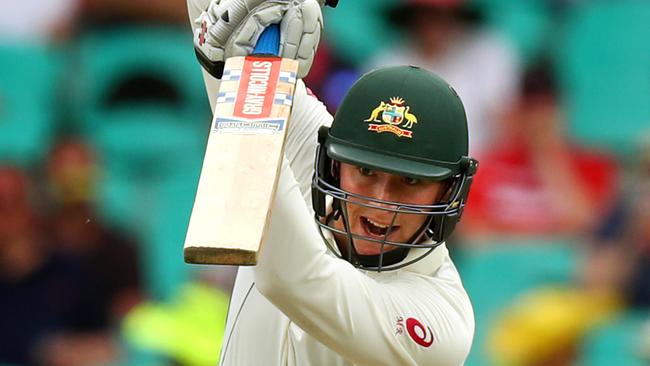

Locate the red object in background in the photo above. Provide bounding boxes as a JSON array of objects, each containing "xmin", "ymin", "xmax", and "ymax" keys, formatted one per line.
[
  {"xmin": 465, "ymin": 144, "xmax": 618, "ymax": 235},
  {"xmin": 0, "ymin": 166, "xmax": 29, "ymax": 210},
  {"xmin": 0, "ymin": 166, "xmax": 35, "ymax": 237},
  {"xmin": 303, "ymin": 40, "xmax": 333, "ymax": 93}
]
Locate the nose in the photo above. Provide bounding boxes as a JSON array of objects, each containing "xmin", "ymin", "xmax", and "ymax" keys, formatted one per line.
[{"xmin": 368, "ymin": 176, "xmax": 401, "ymax": 207}]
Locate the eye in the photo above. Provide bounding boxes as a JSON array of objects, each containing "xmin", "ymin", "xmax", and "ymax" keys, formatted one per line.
[
  {"xmin": 358, "ymin": 167, "xmax": 375, "ymax": 176},
  {"xmin": 403, "ymin": 177, "xmax": 421, "ymax": 186}
]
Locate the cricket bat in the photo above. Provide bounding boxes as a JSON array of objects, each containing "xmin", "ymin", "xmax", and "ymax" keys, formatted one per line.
[{"xmin": 184, "ymin": 24, "xmax": 299, "ymax": 265}]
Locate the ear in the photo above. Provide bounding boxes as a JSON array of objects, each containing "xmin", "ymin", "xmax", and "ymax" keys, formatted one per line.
[{"xmin": 437, "ymin": 178, "xmax": 455, "ymax": 203}]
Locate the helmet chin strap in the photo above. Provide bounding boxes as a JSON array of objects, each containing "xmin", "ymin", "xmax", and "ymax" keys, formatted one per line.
[{"xmin": 327, "ymin": 201, "xmax": 435, "ymax": 270}]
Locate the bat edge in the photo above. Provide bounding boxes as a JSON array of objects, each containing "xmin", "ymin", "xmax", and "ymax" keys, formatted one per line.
[{"xmin": 184, "ymin": 246, "xmax": 258, "ymax": 266}]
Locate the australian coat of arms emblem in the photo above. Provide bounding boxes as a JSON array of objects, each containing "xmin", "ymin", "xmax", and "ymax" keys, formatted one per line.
[{"xmin": 364, "ymin": 97, "xmax": 417, "ymax": 138}]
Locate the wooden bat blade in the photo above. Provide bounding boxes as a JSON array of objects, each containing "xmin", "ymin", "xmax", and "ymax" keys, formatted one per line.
[{"xmin": 184, "ymin": 55, "xmax": 299, "ymax": 265}]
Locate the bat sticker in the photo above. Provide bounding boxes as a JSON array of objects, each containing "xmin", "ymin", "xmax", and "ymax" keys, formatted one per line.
[{"xmin": 213, "ymin": 117, "xmax": 286, "ymax": 135}]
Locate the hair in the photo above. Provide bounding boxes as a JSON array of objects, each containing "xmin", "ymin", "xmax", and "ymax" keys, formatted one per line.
[
  {"xmin": 387, "ymin": 1, "xmax": 484, "ymax": 30},
  {"xmin": 521, "ymin": 60, "xmax": 558, "ymax": 100}
]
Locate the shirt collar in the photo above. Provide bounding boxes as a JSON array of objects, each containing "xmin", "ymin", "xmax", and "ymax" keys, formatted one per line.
[{"xmin": 400, "ymin": 242, "xmax": 448, "ymax": 275}]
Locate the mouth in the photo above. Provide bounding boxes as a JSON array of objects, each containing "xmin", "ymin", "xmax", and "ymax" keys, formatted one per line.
[{"xmin": 360, "ymin": 216, "xmax": 400, "ymax": 239}]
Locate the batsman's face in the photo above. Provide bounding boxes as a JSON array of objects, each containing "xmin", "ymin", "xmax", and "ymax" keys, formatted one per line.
[{"xmin": 333, "ymin": 163, "xmax": 445, "ymax": 256}]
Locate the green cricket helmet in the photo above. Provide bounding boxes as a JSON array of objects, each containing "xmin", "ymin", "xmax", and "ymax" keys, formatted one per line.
[{"xmin": 312, "ymin": 65, "xmax": 478, "ymax": 271}]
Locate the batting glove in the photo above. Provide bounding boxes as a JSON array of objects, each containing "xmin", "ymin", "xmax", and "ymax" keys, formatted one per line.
[{"xmin": 189, "ymin": 0, "xmax": 333, "ymax": 79}]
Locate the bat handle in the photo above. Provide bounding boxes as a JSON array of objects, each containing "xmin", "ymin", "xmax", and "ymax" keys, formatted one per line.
[{"xmin": 252, "ymin": 24, "xmax": 281, "ymax": 56}]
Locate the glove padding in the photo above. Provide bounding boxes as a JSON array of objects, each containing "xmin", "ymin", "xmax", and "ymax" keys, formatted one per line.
[{"xmin": 189, "ymin": 0, "xmax": 323, "ymax": 79}]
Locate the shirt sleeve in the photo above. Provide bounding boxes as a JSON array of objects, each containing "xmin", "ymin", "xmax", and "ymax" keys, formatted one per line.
[
  {"xmin": 282, "ymin": 80, "xmax": 332, "ymax": 202},
  {"xmin": 253, "ymin": 159, "xmax": 474, "ymax": 366}
]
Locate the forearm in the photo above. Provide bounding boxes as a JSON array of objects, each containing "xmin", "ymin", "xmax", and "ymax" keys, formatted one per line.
[{"xmin": 533, "ymin": 143, "xmax": 595, "ymax": 232}]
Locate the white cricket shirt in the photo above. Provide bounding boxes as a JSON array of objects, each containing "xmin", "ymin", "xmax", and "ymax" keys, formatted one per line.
[{"xmin": 216, "ymin": 80, "xmax": 474, "ymax": 366}]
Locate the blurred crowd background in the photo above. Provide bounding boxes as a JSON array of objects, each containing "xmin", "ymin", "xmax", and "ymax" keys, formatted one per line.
[{"xmin": 1, "ymin": 0, "xmax": 649, "ymax": 365}]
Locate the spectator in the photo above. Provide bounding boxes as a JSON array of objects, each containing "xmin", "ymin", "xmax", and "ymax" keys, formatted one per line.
[
  {"xmin": 485, "ymin": 139, "xmax": 650, "ymax": 366},
  {"xmin": 462, "ymin": 62, "xmax": 618, "ymax": 238},
  {"xmin": 0, "ymin": 0, "xmax": 79, "ymax": 42},
  {"xmin": 7, "ymin": 137, "xmax": 147, "ymax": 366},
  {"xmin": 581, "ymin": 138, "xmax": 650, "ymax": 306},
  {"xmin": 366, "ymin": 0, "xmax": 521, "ymax": 155},
  {"xmin": 46, "ymin": 138, "xmax": 143, "ymax": 327},
  {"xmin": 0, "ymin": 165, "xmax": 88, "ymax": 364}
]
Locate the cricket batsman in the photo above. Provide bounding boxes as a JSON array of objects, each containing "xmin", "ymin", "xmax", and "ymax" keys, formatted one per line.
[{"xmin": 188, "ymin": 0, "xmax": 478, "ymax": 364}]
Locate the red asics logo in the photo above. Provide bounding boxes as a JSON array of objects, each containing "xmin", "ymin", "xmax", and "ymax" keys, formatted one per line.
[{"xmin": 406, "ymin": 318, "xmax": 434, "ymax": 348}]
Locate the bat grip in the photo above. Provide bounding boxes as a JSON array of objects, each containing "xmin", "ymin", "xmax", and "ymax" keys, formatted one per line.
[{"xmin": 252, "ymin": 24, "xmax": 280, "ymax": 56}]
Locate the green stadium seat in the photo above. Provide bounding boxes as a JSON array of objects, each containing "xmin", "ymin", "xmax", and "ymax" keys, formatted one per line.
[
  {"xmin": 579, "ymin": 310, "xmax": 648, "ymax": 366},
  {"xmin": 89, "ymin": 107, "xmax": 205, "ymax": 171},
  {"xmin": 98, "ymin": 156, "xmax": 201, "ymax": 300},
  {"xmin": 66, "ymin": 27, "xmax": 211, "ymax": 300},
  {"xmin": 92, "ymin": 107, "xmax": 204, "ymax": 234},
  {"xmin": 84, "ymin": 107, "xmax": 203, "ymax": 298},
  {"xmin": 0, "ymin": 44, "xmax": 62, "ymax": 165},
  {"xmin": 456, "ymin": 238, "xmax": 579, "ymax": 366},
  {"xmin": 323, "ymin": 0, "xmax": 400, "ymax": 65},
  {"xmin": 68, "ymin": 26, "xmax": 209, "ymax": 227},
  {"xmin": 70, "ymin": 26, "xmax": 208, "ymax": 131},
  {"xmin": 478, "ymin": 1, "xmax": 552, "ymax": 62},
  {"xmin": 557, "ymin": 3, "xmax": 650, "ymax": 156},
  {"xmin": 139, "ymin": 175, "xmax": 200, "ymax": 300}
]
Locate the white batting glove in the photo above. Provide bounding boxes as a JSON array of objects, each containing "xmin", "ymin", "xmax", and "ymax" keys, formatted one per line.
[{"xmin": 189, "ymin": 0, "xmax": 328, "ymax": 79}]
